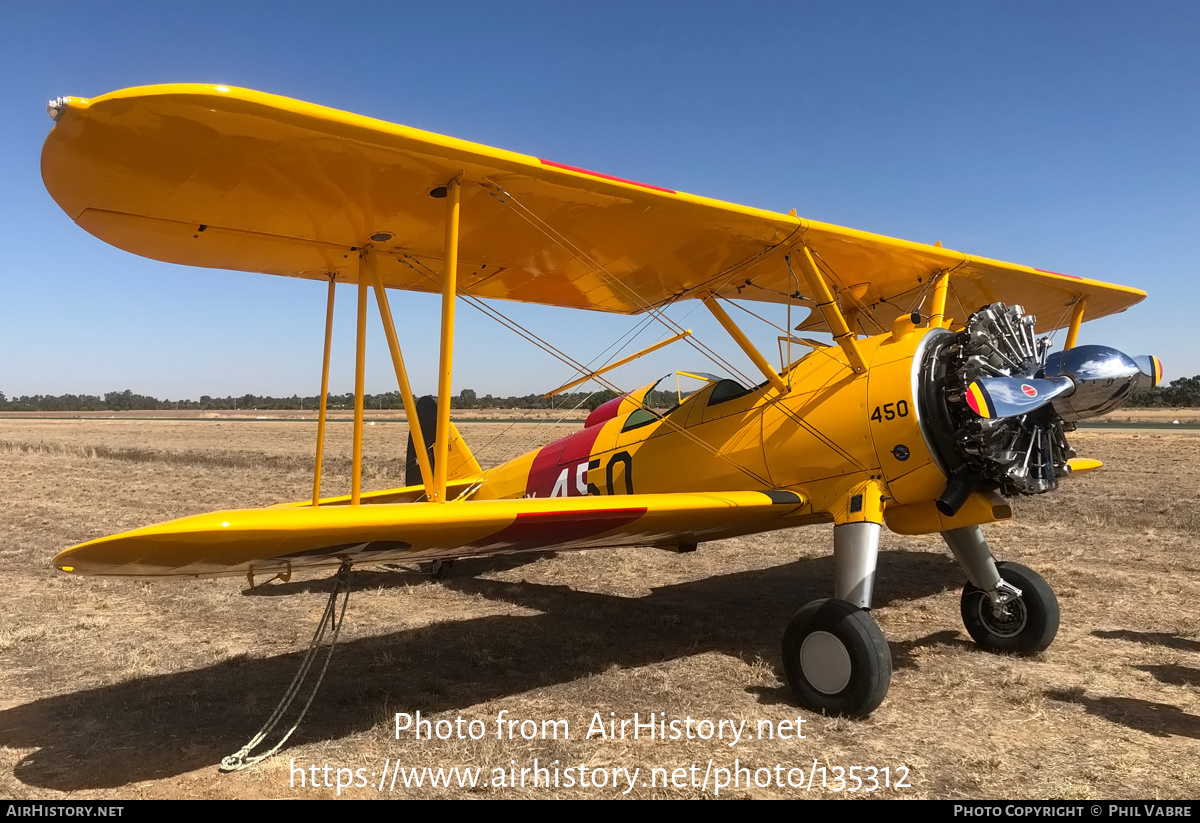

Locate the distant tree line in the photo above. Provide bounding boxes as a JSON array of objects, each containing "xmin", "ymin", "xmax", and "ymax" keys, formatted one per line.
[
  {"xmin": 0, "ymin": 387, "xmax": 627, "ymax": 413},
  {"xmin": 3, "ymin": 377, "xmax": 1194, "ymax": 413},
  {"xmin": 1126, "ymin": 375, "xmax": 1200, "ymax": 407}
]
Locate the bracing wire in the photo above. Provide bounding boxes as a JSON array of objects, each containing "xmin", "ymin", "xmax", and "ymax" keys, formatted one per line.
[
  {"xmin": 490, "ymin": 185, "xmax": 761, "ymax": 387},
  {"xmin": 388, "ymin": 253, "xmax": 778, "ymax": 489},
  {"xmin": 472, "ymin": 190, "xmax": 873, "ymax": 475}
]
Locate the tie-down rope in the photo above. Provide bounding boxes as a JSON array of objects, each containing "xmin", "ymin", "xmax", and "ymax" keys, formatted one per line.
[{"xmin": 220, "ymin": 562, "xmax": 353, "ymax": 772}]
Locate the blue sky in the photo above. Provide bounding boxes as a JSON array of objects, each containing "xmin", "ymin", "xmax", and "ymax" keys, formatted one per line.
[{"xmin": 2, "ymin": 2, "xmax": 1196, "ymax": 400}]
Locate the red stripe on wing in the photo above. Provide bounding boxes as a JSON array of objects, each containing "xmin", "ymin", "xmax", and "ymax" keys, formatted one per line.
[
  {"xmin": 469, "ymin": 508, "xmax": 647, "ymax": 553},
  {"xmin": 539, "ymin": 159, "xmax": 676, "ymax": 194}
]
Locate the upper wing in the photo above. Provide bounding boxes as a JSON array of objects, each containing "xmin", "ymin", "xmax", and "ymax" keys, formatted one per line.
[
  {"xmin": 52, "ymin": 490, "xmax": 808, "ymax": 578},
  {"xmin": 43, "ymin": 84, "xmax": 1144, "ymax": 329}
]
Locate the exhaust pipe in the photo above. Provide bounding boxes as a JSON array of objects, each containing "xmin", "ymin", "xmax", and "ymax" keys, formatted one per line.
[{"xmin": 936, "ymin": 466, "xmax": 984, "ymax": 517}]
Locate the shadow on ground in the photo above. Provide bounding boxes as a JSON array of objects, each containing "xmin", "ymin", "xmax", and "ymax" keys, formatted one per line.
[
  {"xmin": 1092, "ymin": 630, "xmax": 1200, "ymax": 653},
  {"xmin": 1046, "ymin": 691, "xmax": 1200, "ymax": 739},
  {"xmin": 1, "ymin": 549, "xmax": 959, "ymax": 790}
]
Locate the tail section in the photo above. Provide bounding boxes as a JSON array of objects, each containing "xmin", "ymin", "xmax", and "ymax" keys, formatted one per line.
[{"xmin": 405, "ymin": 396, "xmax": 482, "ymax": 487}]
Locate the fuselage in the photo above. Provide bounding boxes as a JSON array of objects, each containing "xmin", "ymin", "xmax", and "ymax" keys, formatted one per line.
[{"xmin": 471, "ymin": 325, "xmax": 960, "ymax": 533}]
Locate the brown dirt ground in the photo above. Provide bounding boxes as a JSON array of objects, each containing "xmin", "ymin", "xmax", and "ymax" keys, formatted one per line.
[{"xmin": 0, "ymin": 419, "xmax": 1197, "ymax": 799}]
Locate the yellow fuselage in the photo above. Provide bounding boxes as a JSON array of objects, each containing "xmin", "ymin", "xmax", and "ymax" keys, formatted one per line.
[{"xmin": 471, "ymin": 326, "xmax": 1002, "ymax": 536}]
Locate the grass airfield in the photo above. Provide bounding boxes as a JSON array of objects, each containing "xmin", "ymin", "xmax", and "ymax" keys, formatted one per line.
[{"xmin": 1, "ymin": 415, "xmax": 1198, "ymax": 799}]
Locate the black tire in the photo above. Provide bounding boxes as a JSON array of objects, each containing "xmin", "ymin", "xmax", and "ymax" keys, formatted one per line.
[
  {"xmin": 961, "ymin": 561, "xmax": 1059, "ymax": 654},
  {"xmin": 782, "ymin": 599, "xmax": 892, "ymax": 718}
]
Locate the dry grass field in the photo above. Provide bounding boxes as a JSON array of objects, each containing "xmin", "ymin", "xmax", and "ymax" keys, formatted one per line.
[{"xmin": 1, "ymin": 417, "xmax": 1198, "ymax": 799}]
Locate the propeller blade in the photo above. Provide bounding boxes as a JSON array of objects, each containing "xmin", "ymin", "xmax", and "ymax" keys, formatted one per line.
[{"xmin": 965, "ymin": 376, "xmax": 1074, "ymax": 419}]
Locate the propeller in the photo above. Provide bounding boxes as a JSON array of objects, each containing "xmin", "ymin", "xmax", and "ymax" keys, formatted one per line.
[
  {"xmin": 1132, "ymin": 355, "xmax": 1164, "ymax": 389},
  {"xmin": 1041, "ymin": 345, "xmax": 1158, "ymax": 422},
  {"xmin": 930, "ymin": 302, "xmax": 1163, "ymax": 514},
  {"xmin": 964, "ymin": 346, "xmax": 1163, "ymax": 423}
]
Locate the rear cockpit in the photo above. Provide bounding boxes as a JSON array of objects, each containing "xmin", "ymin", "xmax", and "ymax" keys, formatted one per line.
[{"xmin": 607, "ymin": 371, "xmax": 757, "ymax": 434}]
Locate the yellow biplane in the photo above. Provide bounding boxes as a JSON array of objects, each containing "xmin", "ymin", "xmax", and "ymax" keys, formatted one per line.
[{"xmin": 42, "ymin": 85, "xmax": 1160, "ymax": 728}]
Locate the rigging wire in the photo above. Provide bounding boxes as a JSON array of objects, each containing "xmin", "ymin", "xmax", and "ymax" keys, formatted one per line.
[
  {"xmin": 949, "ymin": 280, "xmax": 971, "ymax": 330},
  {"xmin": 487, "ymin": 184, "xmax": 806, "ymax": 431},
  {"xmin": 388, "ymin": 253, "xmax": 778, "ymax": 489},
  {"xmin": 453, "ymin": 389, "xmax": 602, "ymax": 501},
  {"xmin": 713, "ymin": 291, "xmax": 869, "ymax": 472},
  {"xmin": 721, "ymin": 294, "xmax": 793, "ymax": 336},
  {"xmin": 903, "ymin": 272, "xmax": 939, "ymax": 318},
  {"xmin": 1042, "ymin": 299, "xmax": 1079, "ymax": 355},
  {"xmin": 472, "ymin": 192, "xmax": 872, "ymax": 474},
  {"xmin": 489, "ymin": 185, "xmax": 760, "ymax": 387}
]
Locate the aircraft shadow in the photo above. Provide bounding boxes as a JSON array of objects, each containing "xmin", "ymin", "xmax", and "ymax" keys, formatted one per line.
[
  {"xmin": 241, "ymin": 553, "xmax": 558, "ymax": 597},
  {"xmin": 1092, "ymin": 630, "xmax": 1200, "ymax": 653},
  {"xmin": 1134, "ymin": 664, "xmax": 1200, "ymax": 688},
  {"xmin": 1045, "ymin": 692, "xmax": 1200, "ymax": 740},
  {"xmin": 1, "ymin": 549, "xmax": 960, "ymax": 790}
]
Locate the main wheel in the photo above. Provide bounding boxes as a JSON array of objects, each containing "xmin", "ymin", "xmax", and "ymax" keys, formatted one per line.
[
  {"xmin": 960, "ymin": 561, "xmax": 1059, "ymax": 654},
  {"xmin": 782, "ymin": 599, "xmax": 892, "ymax": 717}
]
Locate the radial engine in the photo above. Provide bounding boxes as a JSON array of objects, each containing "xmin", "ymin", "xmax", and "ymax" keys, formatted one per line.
[{"xmin": 918, "ymin": 302, "xmax": 1159, "ymax": 515}]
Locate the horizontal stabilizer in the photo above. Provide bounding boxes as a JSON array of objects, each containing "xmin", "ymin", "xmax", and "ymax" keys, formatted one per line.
[{"xmin": 1065, "ymin": 457, "xmax": 1103, "ymax": 475}]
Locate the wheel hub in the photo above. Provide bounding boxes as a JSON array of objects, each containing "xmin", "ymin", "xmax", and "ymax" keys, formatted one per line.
[
  {"xmin": 799, "ymin": 630, "xmax": 852, "ymax": 694},
  {"xmin": 980, "ymin": 597, "xmax": 1028, "ymax": 638}
]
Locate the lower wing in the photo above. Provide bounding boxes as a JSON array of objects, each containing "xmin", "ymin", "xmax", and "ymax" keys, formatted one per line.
[{"xmin": 53, "ymin": 491, "xmax": 807, "ymax": 578}]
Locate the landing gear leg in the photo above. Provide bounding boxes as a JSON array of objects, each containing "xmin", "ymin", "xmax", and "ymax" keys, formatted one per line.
[
  {"xmin": 782, "ymin": 523, "xmax": 892, "ymax": 717},
  {"xmin": 942, "ymin": 526, "xmax": 1059, "ymax": 654}
]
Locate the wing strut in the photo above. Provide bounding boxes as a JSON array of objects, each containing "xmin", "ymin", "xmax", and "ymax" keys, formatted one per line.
[
  {"xmin": 790, "ymin": 247, "xmax": 867, "ymax": 374},
  {"xmin": 929, "ymin": 271, "xmax": 951, "ymax": 330},
  {"xmin": 351, "ymin": 266, "xmax": 369, "ymax": 504},
  {"xmin": 1064, "ymin": 298, "xmax": 1086, "ymax": 350},
  {"xmin": 366, "ymin": 247, "xmax": 435, "ymax": 494},
  {"xmin": 702, "ymin": 296, "xmax": 787, "ymax": 392},
  {"xmin": 312, "ymin": 275, "xmax": 336, "ymax": 507},
  {"xmin": 433, "ymin": 178, "xmax": 462, "ymax": 503}
]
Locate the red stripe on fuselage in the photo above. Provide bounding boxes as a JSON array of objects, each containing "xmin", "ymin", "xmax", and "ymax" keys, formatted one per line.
[
  {"xmin": 584, "ymin": 394, "xmax": 625, "ymax": 428},
  {"xmin": 468, "ymin": 508, "xmax": 647, "ymax": 553},
  {"xmin": 539, "ymin": 158, "xmax": 677, "ymax": 194},
  {"xmin": 525, "ymin": 423, "xmax": 607, "ymax": 498}
]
